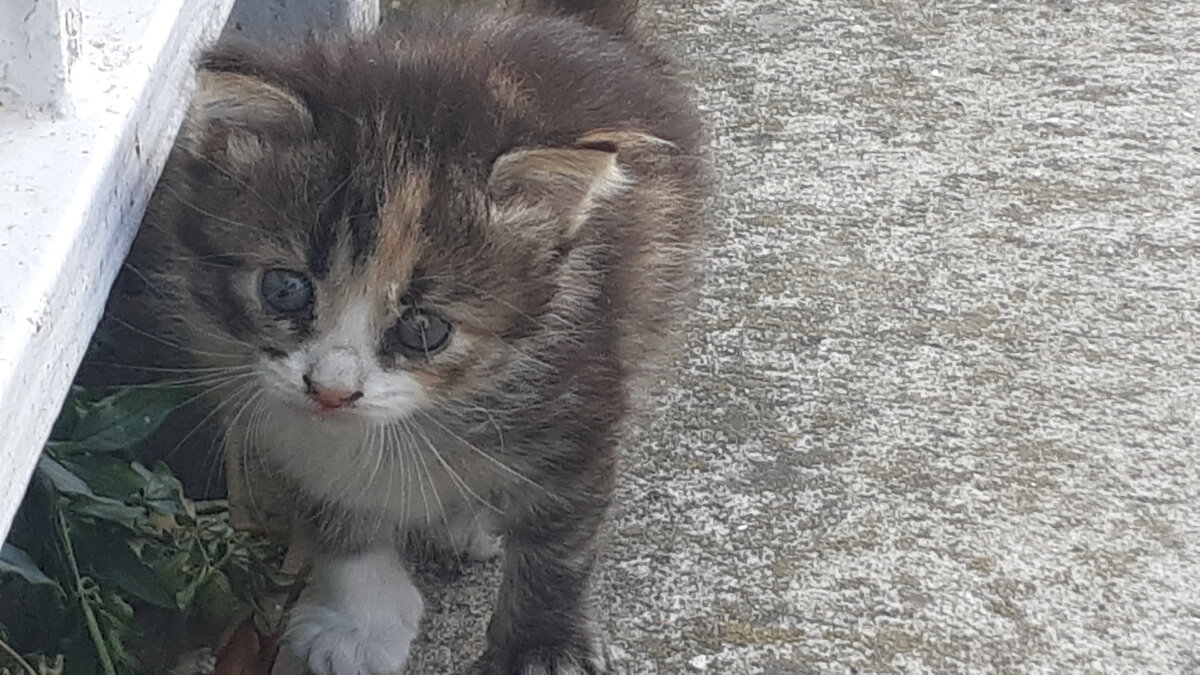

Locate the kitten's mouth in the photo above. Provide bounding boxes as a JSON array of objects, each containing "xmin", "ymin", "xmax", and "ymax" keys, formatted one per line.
[
  {"xmin": 304, "ymin": 399, "xmax": 363, "ymax": 420},
  {"xmin": 311, "ymin": 403, "xmax": 353, "ymax": 419},
  {"xmin": 298, "ymin": 376, "xmax": 365, "ymax": 419},
  {"xmin": 274, "ymin": 395, "xmax": 359, "ymax": 420}
]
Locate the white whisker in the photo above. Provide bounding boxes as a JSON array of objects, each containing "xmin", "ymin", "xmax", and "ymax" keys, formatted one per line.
[
  {"xmin": 397, "ymin": 420, "xmax": 434, "ymax": 528},
  {"xmin": 163, "ymin": 374, "xmax": 259, "ymax": 459},
  {"xmin": 109, "ymin": 316, "xmax": 247, "ymax": 361},
  {"xmin": 406, "ymin": 419, "xmax": 499, "ymax": 517},
  {"xmin": 416, "ymin": 411, "xmax": 544, "ymax": 495}
]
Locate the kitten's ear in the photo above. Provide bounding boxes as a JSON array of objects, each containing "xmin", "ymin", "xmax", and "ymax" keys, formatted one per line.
[
  {"xmin": 487, "ymin": 142, "xmax": 629, "ymax": 241},
  {"xmin": 178, "ymin": 69, "xmax": 313, "ymax": 161}
]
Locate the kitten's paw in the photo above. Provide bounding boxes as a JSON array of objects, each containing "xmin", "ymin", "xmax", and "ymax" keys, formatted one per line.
[
  {"xmin": 471, "ymin": 638, "xmax": 613, "ymax": 675},
  {"xmin": 287, "ymin": 605, "xmax": 412, "ymax": 675},
  {"xmin": 284, "ymin": 548, "xmax": 423, "ymax": 675}
]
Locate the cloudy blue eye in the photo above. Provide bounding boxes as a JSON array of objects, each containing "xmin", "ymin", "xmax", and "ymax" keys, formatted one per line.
[
  {"xmin": 260, "ymin": 269, "xmax": 313, "ymax": 315},
  {"xmin": 386, "ymin": 308, "xmax": 452, "ymax": 358}
]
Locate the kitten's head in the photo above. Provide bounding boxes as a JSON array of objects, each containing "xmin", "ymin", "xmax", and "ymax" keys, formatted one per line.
[{"xmin": 140, "ymin": 55, "xmax": 635, "ymax": 425}]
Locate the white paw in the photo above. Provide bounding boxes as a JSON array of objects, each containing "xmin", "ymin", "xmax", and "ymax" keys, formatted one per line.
[
  {"xmin": 285, "ymin": 549, "xmax": 423, "ymax": 675},
  {"xmin": 287, "ymin": 605, "xmax": 412, "ymax": 675}
]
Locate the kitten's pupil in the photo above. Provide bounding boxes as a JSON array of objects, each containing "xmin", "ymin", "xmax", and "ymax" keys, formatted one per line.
[
  {"xmin": 389, "ymin": 308, "xmax": 451, "ymax": 358},
  {"xmin": 261, "ymin": 269, "xmax": 314, "ymax": 315}
]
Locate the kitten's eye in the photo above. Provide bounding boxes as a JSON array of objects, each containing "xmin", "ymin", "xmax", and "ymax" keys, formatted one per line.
[
  {"xmin": 260, "ymin": 269, "xmax": 314, "ymax": 315},
  {"xmin": 387, "ymin": 309, "xmax": 452, "ymax": 358}
]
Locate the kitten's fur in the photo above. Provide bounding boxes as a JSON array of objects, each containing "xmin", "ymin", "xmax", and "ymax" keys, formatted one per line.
[{"xmin": 121, "ymin": 0, "xmax": 705, "ymax": 672}]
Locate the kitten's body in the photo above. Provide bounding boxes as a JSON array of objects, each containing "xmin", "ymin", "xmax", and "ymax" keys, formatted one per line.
[{"xmin": 123, "ymin": 1, "xmax": 705, "ymax": 672}]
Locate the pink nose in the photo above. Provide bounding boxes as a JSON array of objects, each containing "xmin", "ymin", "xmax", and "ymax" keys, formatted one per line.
[{"xmin": 303, "ymin": 375, "xmax": 363, "ymax": 409}]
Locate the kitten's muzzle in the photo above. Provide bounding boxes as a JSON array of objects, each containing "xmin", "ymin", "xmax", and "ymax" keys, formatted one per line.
[{"xmin": 302, "ymin": 374, "xmax": 364, "ymax": 410}]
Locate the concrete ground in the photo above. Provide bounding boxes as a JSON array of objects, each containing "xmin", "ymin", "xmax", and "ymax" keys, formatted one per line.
[{"xmin": 402, "ymin": 1, "xmax": 1200, "ymax": 672}]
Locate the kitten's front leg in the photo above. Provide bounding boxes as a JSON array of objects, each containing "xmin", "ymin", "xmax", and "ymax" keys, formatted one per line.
[
  {"xmin": 473, "ymin": 504, "xmax": 611, "ymax": 675},
  {"xmin": 286, "ymin": 547, "xmax": 423, "ymax": 675}
]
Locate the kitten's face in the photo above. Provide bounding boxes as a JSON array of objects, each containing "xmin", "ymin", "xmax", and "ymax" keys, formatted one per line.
[{"xmin": 151, "ymin": 69, "xmax": 627, "ymax": 425}]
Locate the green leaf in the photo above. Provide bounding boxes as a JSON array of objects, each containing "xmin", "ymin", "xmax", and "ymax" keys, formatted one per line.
[
  {"xmin": 63, "ymin": 388, "xmax": 187, "ymax": 454},
  {"xmin": 48, "ymin": 386, "xmax": 89, "ymax": 442},
  {"xmin": 35, "ymin": 456, "xmax": 93, "ymax": 497},
  {"xmin": 133, "ymin": 463, "xmax": 191, "ymax": 519},
  {"xmin": 70, "ymin": 528, "xmax": 178, "ymax": 610},
  {"xmin": 37, "ymin": 457, "xmax": 149, "ymax": 528},
  {"xmin": 66, "ymin": 499, "xmax": 147, "ymax": 530},
  {"xmin": 0, "ymin": 653, "xmax": 65, "ymax": 675},
  {"xmin": 0, "ymin": 544, "xmax": 61, "ymax": 592},
  {"xmin": 58, "ymin": 458, "xmax": 146, "ymax": 501},
  {"xmin": 193, "ymin": 569, "xmax": 246, "ymax": 627},
  {"xmin": 13, "ymin": 378, "xmax": 295, "ymax": 675},
  {"xmin": 91, "ymin": 589, "xmax": 139, "ymax": 673},
  {"xmin": 151, "ymin": 550, "xmax": 196, "ymax": 606}
]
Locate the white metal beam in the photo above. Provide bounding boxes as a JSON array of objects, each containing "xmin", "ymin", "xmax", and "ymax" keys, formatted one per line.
[
  {"xmin": 0, "ymin": 0, "xmax": 237, "ymax": 542},
  {"xmin": 0, "ymin": 0, "xmax": 82, "ymax": 110}
]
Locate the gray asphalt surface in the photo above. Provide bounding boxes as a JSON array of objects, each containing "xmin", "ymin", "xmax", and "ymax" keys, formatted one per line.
[{"xmin": 405, "ymin": 1, "xmax": 1200, "ymax": 672}]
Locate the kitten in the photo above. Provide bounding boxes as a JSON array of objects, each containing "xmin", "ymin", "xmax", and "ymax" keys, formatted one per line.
[{"xmin": 120, "ymin": 0, "xmax": 706, "ymax": 672}]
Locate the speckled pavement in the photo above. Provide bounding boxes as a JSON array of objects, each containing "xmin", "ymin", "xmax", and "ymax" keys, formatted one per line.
[{"xmin": 401, "ymin": 1, "xmax": 1200, "ymax": 672}]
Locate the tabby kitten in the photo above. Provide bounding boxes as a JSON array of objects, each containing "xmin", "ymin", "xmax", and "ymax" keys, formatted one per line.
[{"xmin": 123, "ymin": 0, "xmax": 705, "ymax": 672}]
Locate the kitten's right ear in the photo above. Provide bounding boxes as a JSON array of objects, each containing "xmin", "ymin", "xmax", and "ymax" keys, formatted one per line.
[
  {"xmin": 487, "ymin": 144, "xmax": 628, "ymax": 242},
  {"xmin": 178, "ymin": 69, "xmax": 313, "ymax": 160}
]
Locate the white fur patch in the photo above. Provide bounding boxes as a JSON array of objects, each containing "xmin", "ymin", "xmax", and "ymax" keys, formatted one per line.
[{"xmin": 286, "ymin": 548, "xmax": 423, "ymax": 675}]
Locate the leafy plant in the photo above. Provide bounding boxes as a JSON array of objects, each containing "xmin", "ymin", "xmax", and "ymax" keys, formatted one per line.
[{"xmin": 0, "ymin": 385, "xmax": 292, "ymax": 675}]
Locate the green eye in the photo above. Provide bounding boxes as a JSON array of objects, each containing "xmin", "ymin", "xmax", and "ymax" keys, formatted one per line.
[
  {"xmin": 387, "ymin": 309, "xmax": 452, "ymax": 358},
  {"xmin": 260, "ymin": 269, "xmax": 313, "ymax": 315}
]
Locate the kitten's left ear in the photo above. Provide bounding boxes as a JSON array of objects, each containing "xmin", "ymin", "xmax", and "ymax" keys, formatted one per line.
[
  {"xmin": 177, "ymin": 67, "xmax": 313, "ymax": 162},
  {"xmin": 488, "ymin": 139, "xmax": 630, "ymax": 241}
]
